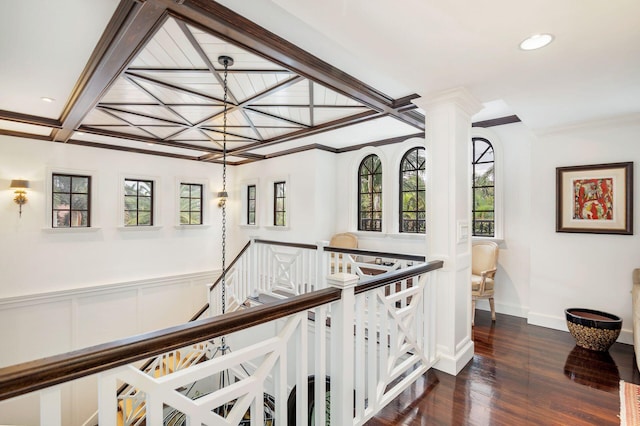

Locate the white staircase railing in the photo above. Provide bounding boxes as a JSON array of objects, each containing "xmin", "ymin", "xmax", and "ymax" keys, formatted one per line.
[
  {"xmin": 208, "ymin": 238, "xmax": 426, "ymax": 318},
  {"xmin": 0, "ymin": 241, "xmax": 441, "ymax": 426}
]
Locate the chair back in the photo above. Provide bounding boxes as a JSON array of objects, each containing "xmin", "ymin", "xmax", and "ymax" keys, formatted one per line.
[
  {"xmin": 471, "ymin": 241, "xmax": 499, "ymax": 276},
  {"xmin": 329, "ymin": 232, "xmax": 358, "ymax": 249}
]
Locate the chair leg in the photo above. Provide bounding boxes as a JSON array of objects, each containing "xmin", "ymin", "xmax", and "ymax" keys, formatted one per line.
[
  {"xmin": 489, "ymin": 297, "xmax": 496, "ymax": 322},
  {"xmin": 471, "ymin": 299, "xmax": 476, "ymax": 326}
]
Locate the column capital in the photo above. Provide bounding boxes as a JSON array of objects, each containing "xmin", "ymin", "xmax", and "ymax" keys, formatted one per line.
[{"xmin": 412, "ymin": 87, "xmax": 483, "ymax": 117}]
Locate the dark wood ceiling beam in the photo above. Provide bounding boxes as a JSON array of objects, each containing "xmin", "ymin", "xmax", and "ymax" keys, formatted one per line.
[
  {"xmin": 336, "ymin": 133, "xmax": 425, "ymax": 153},
  {"xmin": 228, "ymin": 110, "xmax": 379, "ymax": 155},
  {"xmin": 128, "ymin": 67, "xmax": 293, "ymax": 74},
  {"xmin": 472, "ymin": 115, "xmax": 521, "ymax": 128},
  {"xmin": 168, "ymin": 1, "xmax": 424, "ymax": 130},
  {"xmin": 52, "ymin": 0, "xmax": 170, "ymax": 142},
  {"xmin": 243, "ymin": 108, "xmax": 307, "ymax": 128},
  {"xmin": 97, "ymin": 105, "xmax": 191, "ymax": 127},
  {"xmin": 65, "ymin": 138, "xmax": 196, "ymax": 161},
  {"xmin": 0, "ymin": 128, "xmax": 53, "ymax": 142},
  {"xmin": 77, "ymin": 126, "xmax": 221, "ymax": 154},
  {"xmin": 0, "ymin": 109, "xmax": 61, "ymax": 129},
  {"xmin": 125, "ymin": 71, "xmax": 222, "ymax": 104}
]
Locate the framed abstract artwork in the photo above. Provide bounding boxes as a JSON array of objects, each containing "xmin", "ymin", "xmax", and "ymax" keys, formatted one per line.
[{"xmin": 556, "ymin": 162, "xmax": 633, "ymax": 235}]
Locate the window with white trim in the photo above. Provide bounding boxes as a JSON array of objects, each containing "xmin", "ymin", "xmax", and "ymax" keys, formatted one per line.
[
  {"xmin": 399, "ymin": 147, "xmax": 426, "ymax": 234},
  {"xmin": 52, "ymin": 173, "xmax": 91, "ymax": 228},
  {"xmin": 179, "ymin": 183, "xmax": 203, "ymax": 225},
  {"xmin": 358, "ymin": 154, "xmax": 382, "ymax": 231},
  {"xmin": 472, "ymin": 137, "xmax": 495, "ymax": 237},
  {"xmin": 273, "ymin": 181, "xmax": 286, "ymax": 226},
  {"xmin": 124, "ymin": 178, "xmax": 154, "ymax": 226}
]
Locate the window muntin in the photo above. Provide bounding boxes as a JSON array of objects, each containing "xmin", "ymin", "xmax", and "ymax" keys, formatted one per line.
[
  {"xmin": 124, "ymin": 179, "xmax": 153, "ymax": 226},
  {"xmin": 399, "ymin": 147, "xmax": 426, "ymax": 233},
  {"xmin": 179, "ymin": 183, "xmax": 203, "ymax": 225},
  {"xmin": 472, "ymin": 137, "xmax": 495, "ymax": 237},
  {"xmin": 247, "ymin": 184, "xmax": 256, "ymax": 225},
  {"xmin": 273, "ymin": 181, "xmax": 286, "ymax": 226},
  {"xmin": 52, "ymin": 174, "xmax": 90, "ymax": 228},
  {"xmin": 358, "ymin": 154, "xmax": 382, "ymax": 231}
]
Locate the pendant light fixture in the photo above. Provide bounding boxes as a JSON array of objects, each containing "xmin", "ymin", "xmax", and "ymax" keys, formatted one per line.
[{"xmin": 218, "ymin": 55, "xmax": 233, "ymax": 359}]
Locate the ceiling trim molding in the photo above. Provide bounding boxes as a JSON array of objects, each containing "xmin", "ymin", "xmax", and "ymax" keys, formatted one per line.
[
  {"xmin": 77, "ymin": 126, "xmax": 220, "ymax": 154},
  {"xmin": 0, "ymin": 109, "xmax": 61, "ymax": 129},
  {"xmin": 167, "ymin": 1, "xmax": 423, "ymax": 130},
  {"xmin": 0, "ymin": 128, "xmax": 53, "ymax": 142},
  {"xmin": 52, "ymin": 0, "xmax": 170, "ymax": 143},
  {"xmin": 472, "ymin": 115, "xmax": 521, "ymax": 128},
  {"xmin": 65, "ymin": 138, "xmax": 196, "ymax": 161}
]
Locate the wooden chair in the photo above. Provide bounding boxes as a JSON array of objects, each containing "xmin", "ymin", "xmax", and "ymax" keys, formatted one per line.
[
  {"xmin": 471, "ymin": 240, "xmax": 499, "ymax": 326},
  {"xmin": 329, "ymin": 232, "xmax": 358, "ymax": 273}
]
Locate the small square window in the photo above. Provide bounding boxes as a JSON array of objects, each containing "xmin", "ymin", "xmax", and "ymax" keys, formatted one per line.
[
  {"xmin": 124, "ymin": 179, "xmax": 154, "ymax": 226},
  {"xmin": 52, "ymin": 174, "xmax": 90, "ymax": 228},
  {"xmin": 180, "ymin": 183, "xmax": 203, "ymax": 225}
]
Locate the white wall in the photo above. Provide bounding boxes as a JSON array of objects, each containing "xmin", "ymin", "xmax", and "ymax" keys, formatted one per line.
[
  {"xmin": 476, "ymin": 123, "xmax": 534, "ymax": 318},
  {"xmin": 527, "ymin": 116, "xmax": 640, "ymax": 343},
  {"xmin": 233, "ymin": 149, "xmax": 337, "ymax": 244},
  {"xmin": 333, "ymin": 138, "xmax": 428, "ymax": 256},
  {"xmin": 0, "ymin": 135, "xmax": 226, "ymax": 298}
]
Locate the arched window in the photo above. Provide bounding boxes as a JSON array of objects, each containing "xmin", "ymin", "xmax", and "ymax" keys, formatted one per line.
[
  {"xmin": 358, "ymin": 154, "xmax": 382, "ymax": 231},
  {"xmin": 472, "ymin": 137, "xmax": 495, "ymax": 237},
  {"xmin": 399, "ymin": 147, "xmax": 426, "ymax": 233}
]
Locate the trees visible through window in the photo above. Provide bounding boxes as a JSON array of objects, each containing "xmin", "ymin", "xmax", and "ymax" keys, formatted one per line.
[
  {"xmin": 472, "ymin": 137, "xmax": 495, "ymax": 237},
  {"xmin": 399, "ymin": 147, "xmax": 426, "ymax": 233},
  {"xmin": 180, "ymin": 183, "xmax": 202, "ymax": 225},
  {"xmin": 273, "ymin": 181, "xmax": 286, "ymax": 226},
  {"xmin": 124, "ymin": 179, "xmax": 153, "ymax": 226},
  {"xmin": 247, "ymin": 184, "xmax": 256, "ymax": 225},
  {"xmin": 52, "ymin": 174, "xmax": 90, "ymax": 228},
  {"xmin": 358, "ymin": 154, "xmax": 382, "ymax": 231}
]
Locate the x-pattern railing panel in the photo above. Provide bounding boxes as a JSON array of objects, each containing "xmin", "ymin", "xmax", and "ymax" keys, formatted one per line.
[
  {"xmin": 353, "ymin": 273, "xmax": 433, "ymax": 425},
  {"xmin": 99, "ymin": 313, "xmax": 305, "ymax": 426}
]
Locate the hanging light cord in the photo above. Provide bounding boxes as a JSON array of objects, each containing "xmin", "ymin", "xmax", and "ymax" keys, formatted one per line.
[{"xmin": 220, "ymin": 56, "xmax": 230, "ymax": 353}]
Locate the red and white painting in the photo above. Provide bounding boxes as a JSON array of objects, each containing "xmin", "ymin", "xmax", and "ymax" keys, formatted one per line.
[{"xmin": 572, "ymin": 178, "xmax": 613, "ymax": 220}]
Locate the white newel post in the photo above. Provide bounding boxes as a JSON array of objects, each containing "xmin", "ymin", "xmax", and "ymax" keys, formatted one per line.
[
  {"xmin": 327, "ymin": 272, "xmax": 359, "ymax": 425},
  {"xmin": 40, "ymin": 386, "xmax": 61, "ymax": 426},
  {"xmin": 413, "ymin": 88, "xmax": 482, "ymax": 375}
]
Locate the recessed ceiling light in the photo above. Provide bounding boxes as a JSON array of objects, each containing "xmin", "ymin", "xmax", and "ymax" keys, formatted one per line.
[
  {"xmin": 147, "ymin": 143, "xmax": 155, "ymax": 146},
  {"xmin": 519, "ymin": 33, "xmax": 554, "ymax": 51},
  {"xmin": 41, "ymin": 97, "xmax": 55, "ymax": 103}
]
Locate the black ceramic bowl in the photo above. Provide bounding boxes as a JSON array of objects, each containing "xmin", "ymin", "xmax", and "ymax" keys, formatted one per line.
[{"xmin": 565, "ymin": 308, "xmax": 622, "ymax": 352}]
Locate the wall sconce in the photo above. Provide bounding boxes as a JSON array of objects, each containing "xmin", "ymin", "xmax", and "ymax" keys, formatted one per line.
[
  {"xmin": 217, "ymin": 191, "xmax": 228, "ymax": 208},
  {"xmin": 10, "ymin": 179, "xmax": 29, "ymax": 217}
]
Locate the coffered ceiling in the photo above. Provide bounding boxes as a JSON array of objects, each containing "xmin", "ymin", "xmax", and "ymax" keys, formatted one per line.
[
  {"xmin": 0, "ymin": 0, "xmax": 424, "ymax": 165},
  {"xmin": 2, "ymin": 0, "xmax": 638, "ymax": 165}
]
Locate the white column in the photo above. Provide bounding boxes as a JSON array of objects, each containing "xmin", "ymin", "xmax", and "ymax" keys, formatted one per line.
[
  {"xmin": 328, "ymin": 272, "xmax": 359, "ymax": 425},
  {"xmin": 413, "ymin": 88, "xmax": 482, "ymax": 375}
]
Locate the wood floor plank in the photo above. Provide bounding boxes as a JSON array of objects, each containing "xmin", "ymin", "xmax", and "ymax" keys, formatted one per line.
[{"xmin": 366, "ymin": 310, "xmax": 640, "ymax": 425}]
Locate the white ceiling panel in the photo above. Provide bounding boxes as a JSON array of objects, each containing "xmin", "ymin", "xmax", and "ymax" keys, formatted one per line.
[
  {"xmin": 130, "ymin": 18, "xmax": 205, "ymax": 69},
  {"xmin": 0, "ymin": 120, "xmax": 52, "ymax": 136}
]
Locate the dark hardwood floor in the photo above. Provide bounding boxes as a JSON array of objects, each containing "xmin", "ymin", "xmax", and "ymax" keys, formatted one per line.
[{"xmin": 366, "ymin": 310, "xmax": 640, "ymax": 425}]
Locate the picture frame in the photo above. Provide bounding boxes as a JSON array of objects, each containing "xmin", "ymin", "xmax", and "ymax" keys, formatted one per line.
[{"xmin": 556, "ymin": 162, "xmax": 633, "ymax": 235}]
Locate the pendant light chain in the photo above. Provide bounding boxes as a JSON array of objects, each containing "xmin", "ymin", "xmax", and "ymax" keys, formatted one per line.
[{"xmin": 219, "ymin": 55, "xmax": 232, "ymax": 353}]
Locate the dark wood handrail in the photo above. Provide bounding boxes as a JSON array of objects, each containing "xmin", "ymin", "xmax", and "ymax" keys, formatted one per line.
[
  {"xmin": 210, "ymin": 239, "xmax": 252, "ymax": 290},
  {"xmin": 0, "ymin": 288, "xmax": 341, "ymax": 402},
  {"xmin": 355, "ymin": 260, "xmax": 444, "ymax": 295},
  {"xmin": 254, "ymin": 238, "xmax": 318, "ymax": 250},
  {"xmin": 325, "ymin": 246, "xmax": 426, "ymax": 262}
]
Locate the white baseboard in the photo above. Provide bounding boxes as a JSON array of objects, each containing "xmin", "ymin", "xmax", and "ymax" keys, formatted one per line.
[
  {"xmin": 474, "ymin": 300, "xmax": 529, "ymax": 319},
  {"xmin": 528, "ymin": 311, "xmax": 633, "ymax": 346},
  {"xmin": 433, "ymin": 338, "xmax": 475, "ymax": 375}
]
